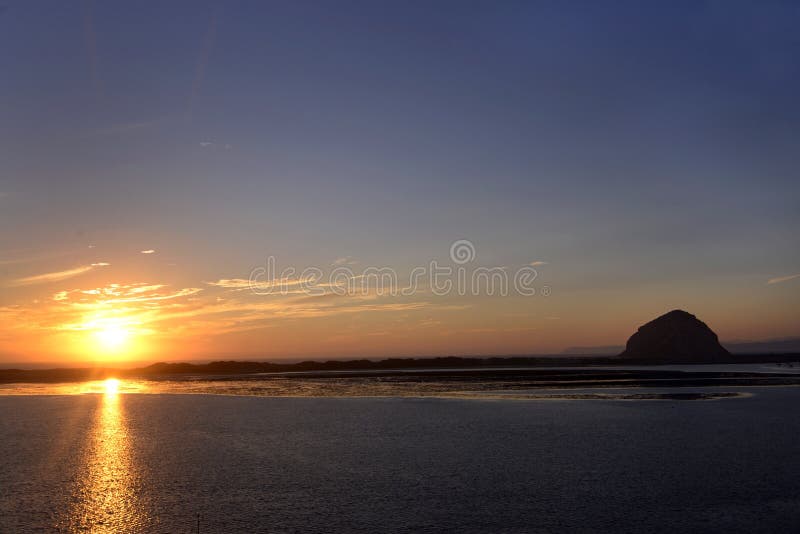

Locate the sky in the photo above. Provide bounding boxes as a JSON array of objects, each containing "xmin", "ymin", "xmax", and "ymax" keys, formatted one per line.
[{"xmin": 0, "ymin": 1, "xmax": 798, "ymax": 364}]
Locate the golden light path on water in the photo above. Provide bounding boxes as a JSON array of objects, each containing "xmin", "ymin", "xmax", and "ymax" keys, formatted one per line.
[{"xmin": 62, "ymin": 379, "xmax": 149, "ymax": 532}]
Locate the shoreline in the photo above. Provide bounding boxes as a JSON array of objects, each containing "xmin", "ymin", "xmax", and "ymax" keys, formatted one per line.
[{"xmin": 2, "ymin": 355, "xmax": 800, "ymax": 385}]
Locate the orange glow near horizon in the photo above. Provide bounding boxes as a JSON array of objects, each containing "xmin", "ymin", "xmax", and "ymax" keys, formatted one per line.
[
  {"xmin": 0, "ymin": 270, "xmax": 797, "ymax": 365},
  {"xmin": 71, "ymin": 312, "xmax": 149, "ymax": 362}
]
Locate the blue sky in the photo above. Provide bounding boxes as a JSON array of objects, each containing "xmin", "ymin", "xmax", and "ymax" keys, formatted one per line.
[{"xmin": 0, "ymin": 1, "xmax": 798, "ymax": 361}]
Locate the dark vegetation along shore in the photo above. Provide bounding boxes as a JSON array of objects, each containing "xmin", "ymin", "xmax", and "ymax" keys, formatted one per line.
[{"xmin": 2, "ymin": 354, "xmax": 800, "ymax": 389}]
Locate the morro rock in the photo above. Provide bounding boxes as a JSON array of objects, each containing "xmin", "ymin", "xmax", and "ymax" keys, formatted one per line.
[{"xmin": 619, "ymin": 310, "xmax": 731, "ymax": 363}]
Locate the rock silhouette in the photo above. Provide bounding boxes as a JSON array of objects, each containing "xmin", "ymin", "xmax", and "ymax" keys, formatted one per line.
[{"xmin": 619, "ymin": 310, "xmax": 731, "ymax": 362}]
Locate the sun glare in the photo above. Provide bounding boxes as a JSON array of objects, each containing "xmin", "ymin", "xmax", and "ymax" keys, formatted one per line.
[
  {"xmin": 94, "ymin": 324, "xmax": 131, "ymax": 352},
  {"xmin": 73, "ymin": 315, "xmax": 146, "ymax": 361}
]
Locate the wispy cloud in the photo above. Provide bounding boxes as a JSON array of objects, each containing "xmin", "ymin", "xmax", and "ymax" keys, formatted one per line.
[
  {"xmin": 207, "ymin": 277, "xmax": 314, "ymax": 291},
  {"xmin": 7, "ymin": 264, "xmax": 109, "ymax": 287},
  {"xmin": 140, "ymin": 249, "xmax": 156, "ymax": 254},
  {"xmin": 54, "ymin": 283, "xmax": 201, "ymax": 306},
  {"xmin": 768, "ymin": 273, "xmax": 800, "ymax": 285},
  {"xmin": 333, "ymin": 256, "xmax": 359, "ymax": 266},
  {"xmin": 199, "ymin": 141, "xmax": 232, "ymax": 150},
  {"xmin": 206, "ymin": 278, "xmax": 252, "ymax": 289},
  {"xmin": 529, "ymin": 261, "xmax": 548, "ymax": 267}
]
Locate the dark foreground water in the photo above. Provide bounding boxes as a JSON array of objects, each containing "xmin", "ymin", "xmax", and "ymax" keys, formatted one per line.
[{"xmin": 1, "ymin": 389, "xmax": 800, "ymax": 533}]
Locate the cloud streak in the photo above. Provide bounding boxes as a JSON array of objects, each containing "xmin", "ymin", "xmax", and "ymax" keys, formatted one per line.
[
  {"xmin": 7, "ymin": 264, "xmax": 109, "ymax": 287},
  {"xmin": 768, "ymin": 273, "xmax": 800, "ymax": 285},
  {"xmin": 205, "ymin": 278, "xmax": 253, "ymax": 289},
  {"xmin": 53, "ymin": 283, "xmax": 202, "ymax": 306},
  {"xmin": 207, "ymin": 277, "xmax": 315, "ymax": 291}
]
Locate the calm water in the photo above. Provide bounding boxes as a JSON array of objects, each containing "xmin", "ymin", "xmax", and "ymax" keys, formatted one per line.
[{"xmin": 1, "ymin": 389, "xmax": 800, "ymax": 533}]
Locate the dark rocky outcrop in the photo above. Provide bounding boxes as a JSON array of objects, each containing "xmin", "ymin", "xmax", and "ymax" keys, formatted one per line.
[{"xmin": 619, "ymin": 310, "xmax": 731, "ymax": 363}]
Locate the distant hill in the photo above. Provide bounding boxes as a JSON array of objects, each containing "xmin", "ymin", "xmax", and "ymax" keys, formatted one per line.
[{"xmin": 619, "ymin": 310, "xmax": 730, "ymax": 363}]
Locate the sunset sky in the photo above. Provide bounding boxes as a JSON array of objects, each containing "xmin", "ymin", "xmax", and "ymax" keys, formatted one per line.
[{"xmin": 1, "ymin": 1, "xmax": 798, "ymax": 364}]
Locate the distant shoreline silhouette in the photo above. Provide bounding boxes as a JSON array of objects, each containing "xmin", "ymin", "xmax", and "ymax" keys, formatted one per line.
[{"xmin": 2, "ymin": 353, "xmax": 800, "ymax": 386}]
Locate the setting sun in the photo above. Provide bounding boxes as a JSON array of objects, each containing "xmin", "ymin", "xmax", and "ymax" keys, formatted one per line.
[
  {"xmin": 80, "ymin": 317, "xmax": 143, "ymax": 359},
  {"xmin": 95, "ymin": 325, "xmax": 131, "ymax": 351}
]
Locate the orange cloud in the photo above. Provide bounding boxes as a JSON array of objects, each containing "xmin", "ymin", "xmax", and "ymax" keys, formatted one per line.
[
  {"xmin": 768, "ymin": 273, "xmax": 800, "ymax": 285},
  {"xmin": 207, "ymin": 277, "xmax": 314, "ymax": 291},
  {"xmin": 7, "ymin": 264, "xmax": 108, "ymax": 287}
]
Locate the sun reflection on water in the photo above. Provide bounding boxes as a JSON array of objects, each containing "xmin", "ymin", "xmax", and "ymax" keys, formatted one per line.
[
  {"xmin": 104, "ymin": 378, "xmax": 120, "ymax": 395},
  {"xmin": 64, "ymin": 380, "xmax": 149, "ymax": 532}
]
